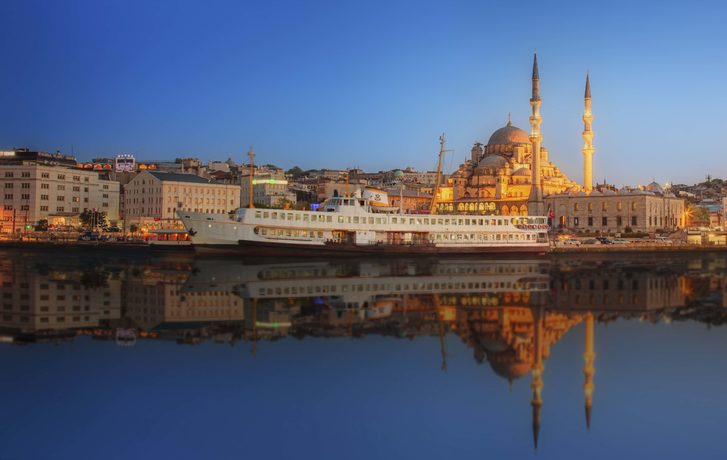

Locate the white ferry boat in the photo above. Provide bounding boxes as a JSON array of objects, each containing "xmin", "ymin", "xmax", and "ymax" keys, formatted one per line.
[
  {"xmin": 178, "ymin": 196, "xmax": 550, "ymax": 255},
  {"xmin": 178, "ymin": 136, "xmax": 550, "ymax": 256}
]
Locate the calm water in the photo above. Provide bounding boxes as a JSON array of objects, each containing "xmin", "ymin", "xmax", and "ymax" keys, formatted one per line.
[{"xmin": 1, "ymin": 249, "xmax": 727, "ymax": 459}]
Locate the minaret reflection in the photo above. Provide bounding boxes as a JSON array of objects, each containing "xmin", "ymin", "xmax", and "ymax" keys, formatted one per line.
[
  {"xmin": 530, "ymin": 306, "xmax": 544, "ymax": 450},
  {"xmin": 583, "ymin": 311, "xmax": 596, "ymax": 430}
]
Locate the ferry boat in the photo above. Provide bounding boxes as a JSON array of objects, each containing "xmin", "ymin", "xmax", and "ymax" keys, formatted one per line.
[
  {"xmin": 179, "ymin": 195, "xmax": 549, "ymax": 255},
  {"xmin": 178, "ymin": 136, "xmax": 550, "ymax": 256}
]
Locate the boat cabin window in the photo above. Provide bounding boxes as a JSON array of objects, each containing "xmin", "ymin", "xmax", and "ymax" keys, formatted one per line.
[{"xmin": 255, "ymin": 211, "xmax": 261, "ymax": 218}]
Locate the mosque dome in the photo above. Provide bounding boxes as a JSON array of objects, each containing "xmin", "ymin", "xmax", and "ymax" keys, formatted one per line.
[
  {"xmin": 489, "ymin": 358, "xmax": 532, "ymax": 380},
  {"xmin": 478, "ymin": 154, "xmax": 508, "ymax": 168},
  {"xmin": 513, "ymin": 166, "xmax": 530, "ymax": 176},
  {"xmin": 487, "ymin": 121, "xmax": 530, "ymax": 146}
]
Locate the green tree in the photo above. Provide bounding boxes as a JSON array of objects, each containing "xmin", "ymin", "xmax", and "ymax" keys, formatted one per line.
[
  {"xmin": 286, "ymin": 166, "xmax": 304, "ymax": 178},
  {"xmin": 79, "ymin": 210, "xmax": 108, "ymax": 230},
  {"xmin": 34, "ymin": 219, "xmax": 48, "ymax": 232}
]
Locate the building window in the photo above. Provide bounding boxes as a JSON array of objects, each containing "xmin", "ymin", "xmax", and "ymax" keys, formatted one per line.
[
  {"xmin": 40, "ymin": 206, "xmax": 48, "ymax": 211},
  {"xmin": 20, "ymin": 205, "xmax": 29, "ymax": 211},
  {"xmin": 21, "ymin": 183, "xmax": 30, "ymax": 189},
  {"xmin": 4, "ymin": 194, "xmax": 11, "ymax": 200},
  {"xmin": 57, "ymin": 174, "xmax": 66, "ymax": 180},
  {"xmin": 3, "ymin": 205, "xmax": 13, "ymax": 211},
  {"xmin": 631, "ymin": 202, "xmax": 637, "ymax": 211},
  {"xmin": 41, "ymin": 172, "xmax": 49, "ymax": 179},
  {"xmin": 4, "ymin": 172, "xmax": 13, "ymax": 178},
  {"xmin": 4, "ymin": 183, "xmax": 12, "ymax": 189},
  {"xmin": 41, "ymin": 183, "xmax": 49, "ymax": 189},
  {"xmin": 617, "ymin": 216, "xmax": 622, "ymax": 226},
  {"xmin": 573, "ymin": 217, "xmax": 579, "ymax": 226},
  {"xmin": 56, "ymin": 206, "xmax": 64, "ymax": 212},
  {"xmin": 57, "ymin": 185, "xmax": 65, "ymax": 191},
  {"xmin": 21, "ymin": 194, "xmax": 29, "ymax": 200},
  {"xmin": 588, "ymin": 202, "xmax": 593, "ymax": 211},
  {"xmin": 574, "ymin": 203, "xmax": 580, "ymax": 211},
  {"xmin": 602, "ymin": 217, "xmax": 607, "ymax": 226},
  {"xmin": 588, "ymin": 216, "xmax": 594, "ymax": 226},
  {"xmin": 57, "ymin": 196, "xmax": 65, "ymax": 201},
  {"xmin": 21, "ymin": 172, "xmax": 30, "ymax": 178},
  {"xmin": 631, "ymin": 216, "xmax": 637, "ymax": 226},
  {"xmin": 40, "ymin": 195, "xmax": 48, "ymax": 200},
  {"xmin": 73, "ymin": 186, "xmax": 80, "ymax": 192},
  {"xmin": 617, "ymin": 202, "xmax": 623, "ymax": 211}
]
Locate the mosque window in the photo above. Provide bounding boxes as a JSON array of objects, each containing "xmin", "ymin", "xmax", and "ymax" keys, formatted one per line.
[
  {"xmin": 573, "ymin": 217, "xmax": 579, "ymax": 226},
  {"xmin": 588, "ymin": 217, "xmax": 594, "ymax": 226},
  {"xmin": 588, "ymin": 202, "xmax": 593, "ymax": 211},
  {"xmin": 602, "ymin": 217, "xmax": 608, "ymax": 226},
  {"xmin": 574, "ymin": 203, "xmax": 579, "ymax": 211},
  {"xmin": 602, "ymin": 202, "xmax": 607, "ymax": 211},
  {"xmin": 617, "ymin": 202, "xmax": 623, "ymax": 211},
  {"xmin": 631, "ymin": 202, "xmax": 637, "ymax": 211},
  {"xmin": 632, "ymin": 216, "xmax": 637, "ymax": 226}
]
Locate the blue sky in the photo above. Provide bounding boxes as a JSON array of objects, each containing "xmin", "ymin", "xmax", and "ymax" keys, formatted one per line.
[{"xmin": 1, "ymin": 0, "xmax": 726, "ymax": 185}]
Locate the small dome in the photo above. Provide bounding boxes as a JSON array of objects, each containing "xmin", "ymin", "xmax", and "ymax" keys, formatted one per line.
[
  {"xmin": 487, "ymin": 122, "xmax": 530, "ymax": 146},
  {"xmin": 479, "ymin": 154, "xmax": 507, "ymax": 168},
  {"xmin": 489, "ymin": 358, "xmax": 532, "ymax": 380},
  {"xmin": 393, "ymin": 169, "xmax": 404, "ymax": 177},
  {"xmin": 645, "ymin": 181, "xmax": 664, "ymax": 193},
  {"xmin": 513, "ymin": 166, "xmax": 530, "ymax": 176}
]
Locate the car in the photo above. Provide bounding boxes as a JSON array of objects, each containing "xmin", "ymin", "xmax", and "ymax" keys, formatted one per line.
[
  {"xmin": 595, "ymin": 237, "xmax": 613, "ymax": 244},
  {"xmin": 78, "ymin": 232, "xmax": 100, "ymax": 241},
  {"xmin": 582, "ymin": 238, "xmax": 601, "ymax": 245},
  {"xmin": 563, "ymin": 239, "xmax": 581, "ymax": 246},
  {"xmin": 611, "ymin": 238, "xmax": 629, "ymax": 244}
]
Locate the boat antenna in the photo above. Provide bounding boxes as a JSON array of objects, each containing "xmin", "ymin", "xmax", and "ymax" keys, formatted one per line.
[
  {"xmin": 247, "ymin": 146, "xmax": 255, "ymax": 208},
  {"xmin": 430, "ymin": 133, "xmax": 451, "ymax": 215}
]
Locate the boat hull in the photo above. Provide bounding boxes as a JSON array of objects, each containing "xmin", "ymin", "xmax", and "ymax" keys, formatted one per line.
[{"xmin": 193, "ymin": 240, "xmax": 549, "ymax": 257}]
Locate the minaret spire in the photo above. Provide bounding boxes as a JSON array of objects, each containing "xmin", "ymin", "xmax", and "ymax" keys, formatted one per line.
[
  {"xmin": 583, "ymin": 311, "xmax": 596, "ymax": 431},
  {"xmin": 582, "ymin": 73, "xmax": 595, "ymax": 193},
  {"xmin": 527, "ymin": 52, "xmax": 544, "ymax": 215}
]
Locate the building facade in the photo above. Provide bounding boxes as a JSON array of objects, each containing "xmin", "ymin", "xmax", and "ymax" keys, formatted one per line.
[
  {"xmin": 240, "ymin": 169, "xmax": 296, "ymax": 208},
  {"xmin": 0, "ymin": 149, "xmax": 120, "ymax": 232},
  {"xmin": 546, "ymin": 190, "xmax": 685, "ymax": 233},
  {"xmin": 124, "ymin": 170, "xmax": 240, "ymax": 231}
]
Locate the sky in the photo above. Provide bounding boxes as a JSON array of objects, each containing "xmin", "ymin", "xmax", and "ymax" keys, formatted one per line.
[{"xmin": 1, "ymin": 0, "xmax": 726, "ymax": 186}]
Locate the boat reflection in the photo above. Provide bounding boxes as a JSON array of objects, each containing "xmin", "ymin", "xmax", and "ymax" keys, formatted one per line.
[{"xmin": 2, "ymin": 252, "xmax": 727, "ymax": 448}]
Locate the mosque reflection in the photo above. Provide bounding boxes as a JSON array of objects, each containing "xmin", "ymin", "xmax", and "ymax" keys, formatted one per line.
[{"xmin": 2, "ymin": 251, "xmax": 727, "ymax": 447}]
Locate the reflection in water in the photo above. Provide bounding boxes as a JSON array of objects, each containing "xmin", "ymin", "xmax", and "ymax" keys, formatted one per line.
[{"xmin": 2, "ymin": 251, "xmax": 727, "ymax": 451}]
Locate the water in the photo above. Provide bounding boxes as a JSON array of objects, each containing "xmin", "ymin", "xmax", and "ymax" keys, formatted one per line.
[{"xmin": 1, "ymin": 248, "xmax": 727, "ymax": 459}]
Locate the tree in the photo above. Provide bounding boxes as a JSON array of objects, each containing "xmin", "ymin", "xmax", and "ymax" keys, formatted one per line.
[
  {"xmin": 129, "ymin": 224, "xmax": 139, "ymax": 235},
  {"xmin": 35, "ymin": 219, "xmax": 48, "ymax": 232},
  {"xmin": 286, "ymin": 166, "xmax": 304, "ymax": 178},
  {"xmin": 686, "ymin": 204, "xmax": 710, "ymax": 227},
  {"xmin": 80, "ymin": 210, "xmax": 108, "ymax": 230}
]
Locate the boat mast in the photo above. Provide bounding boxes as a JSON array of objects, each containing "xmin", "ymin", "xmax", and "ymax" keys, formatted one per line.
[
  {"xmin": 430, "ymin": 133, "xmax": 445, "ymax": 215},
  {"xmin": 247, "ymin": 146, "xmax": 255, "ymax": 209}
]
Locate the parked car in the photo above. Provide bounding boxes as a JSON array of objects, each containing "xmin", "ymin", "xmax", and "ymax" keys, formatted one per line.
[
  {"xmin": 78, "ymin": 232, "xmax": 100, "ymax": 241},
  {"xmin": 582, "ymin": 238, "xmax": 601, "ymax": 245},
  {"xmin": 563, "ymin": 239, "xmax": 581, "ymax": 246},
  {"xmin": 611, "ymin": 238, "xmax": 629, "ymax": 245}
]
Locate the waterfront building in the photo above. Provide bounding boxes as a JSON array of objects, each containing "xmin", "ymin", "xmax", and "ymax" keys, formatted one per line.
[
  {"xmin": 546, "ymin": 188, "xmax": 685, "ymax": 233},
  {"xmin": 0, "ymin": 149, "xmax": 120, "ymax": 232},
  {"xmin": 239, "ymin": 168, "xmax": 296, "ymax": 208},
  {"xmin": 123, "ymin": 170, "xmax": 240, "ymax": 232}
]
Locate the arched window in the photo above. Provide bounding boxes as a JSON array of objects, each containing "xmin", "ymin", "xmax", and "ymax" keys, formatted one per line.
[{"xmin": 502, "ymin": 205, "xmax": 510, "ymax": 216}]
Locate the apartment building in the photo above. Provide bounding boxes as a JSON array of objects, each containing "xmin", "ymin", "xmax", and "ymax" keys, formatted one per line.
[
  {"xmin": 0, "ymin": 150, "xmax": 120, "ymax": 232},
  {"xmin": 124, "ymin": 170, "xmax": 240, "ymax": 231}
]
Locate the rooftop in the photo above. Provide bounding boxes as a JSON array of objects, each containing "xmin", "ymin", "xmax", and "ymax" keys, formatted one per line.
[{"xmin": 148, "ymin": 171, "xmax": 212, "ymax": 184}]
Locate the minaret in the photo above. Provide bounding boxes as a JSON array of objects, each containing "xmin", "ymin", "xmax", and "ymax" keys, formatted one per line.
[
  {"xmin": 531, "ymin": 306, "xmax": 545, "ymax": 449},
  {"xmin": 582, "ymin": 74, "xmax": 595, "ymax": 193},
  {"xmin": 583, "ymin": 311, "xmax": 596, "ymax": 430},
  {"xmin": 527, "ymin": 52, "xmax": 545, "ymax": 215}
]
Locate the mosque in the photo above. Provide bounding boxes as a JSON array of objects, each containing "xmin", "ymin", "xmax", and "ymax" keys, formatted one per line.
[{"xmin": 436, "ymin": 53, "xmax": 685, "ymax": 233}]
